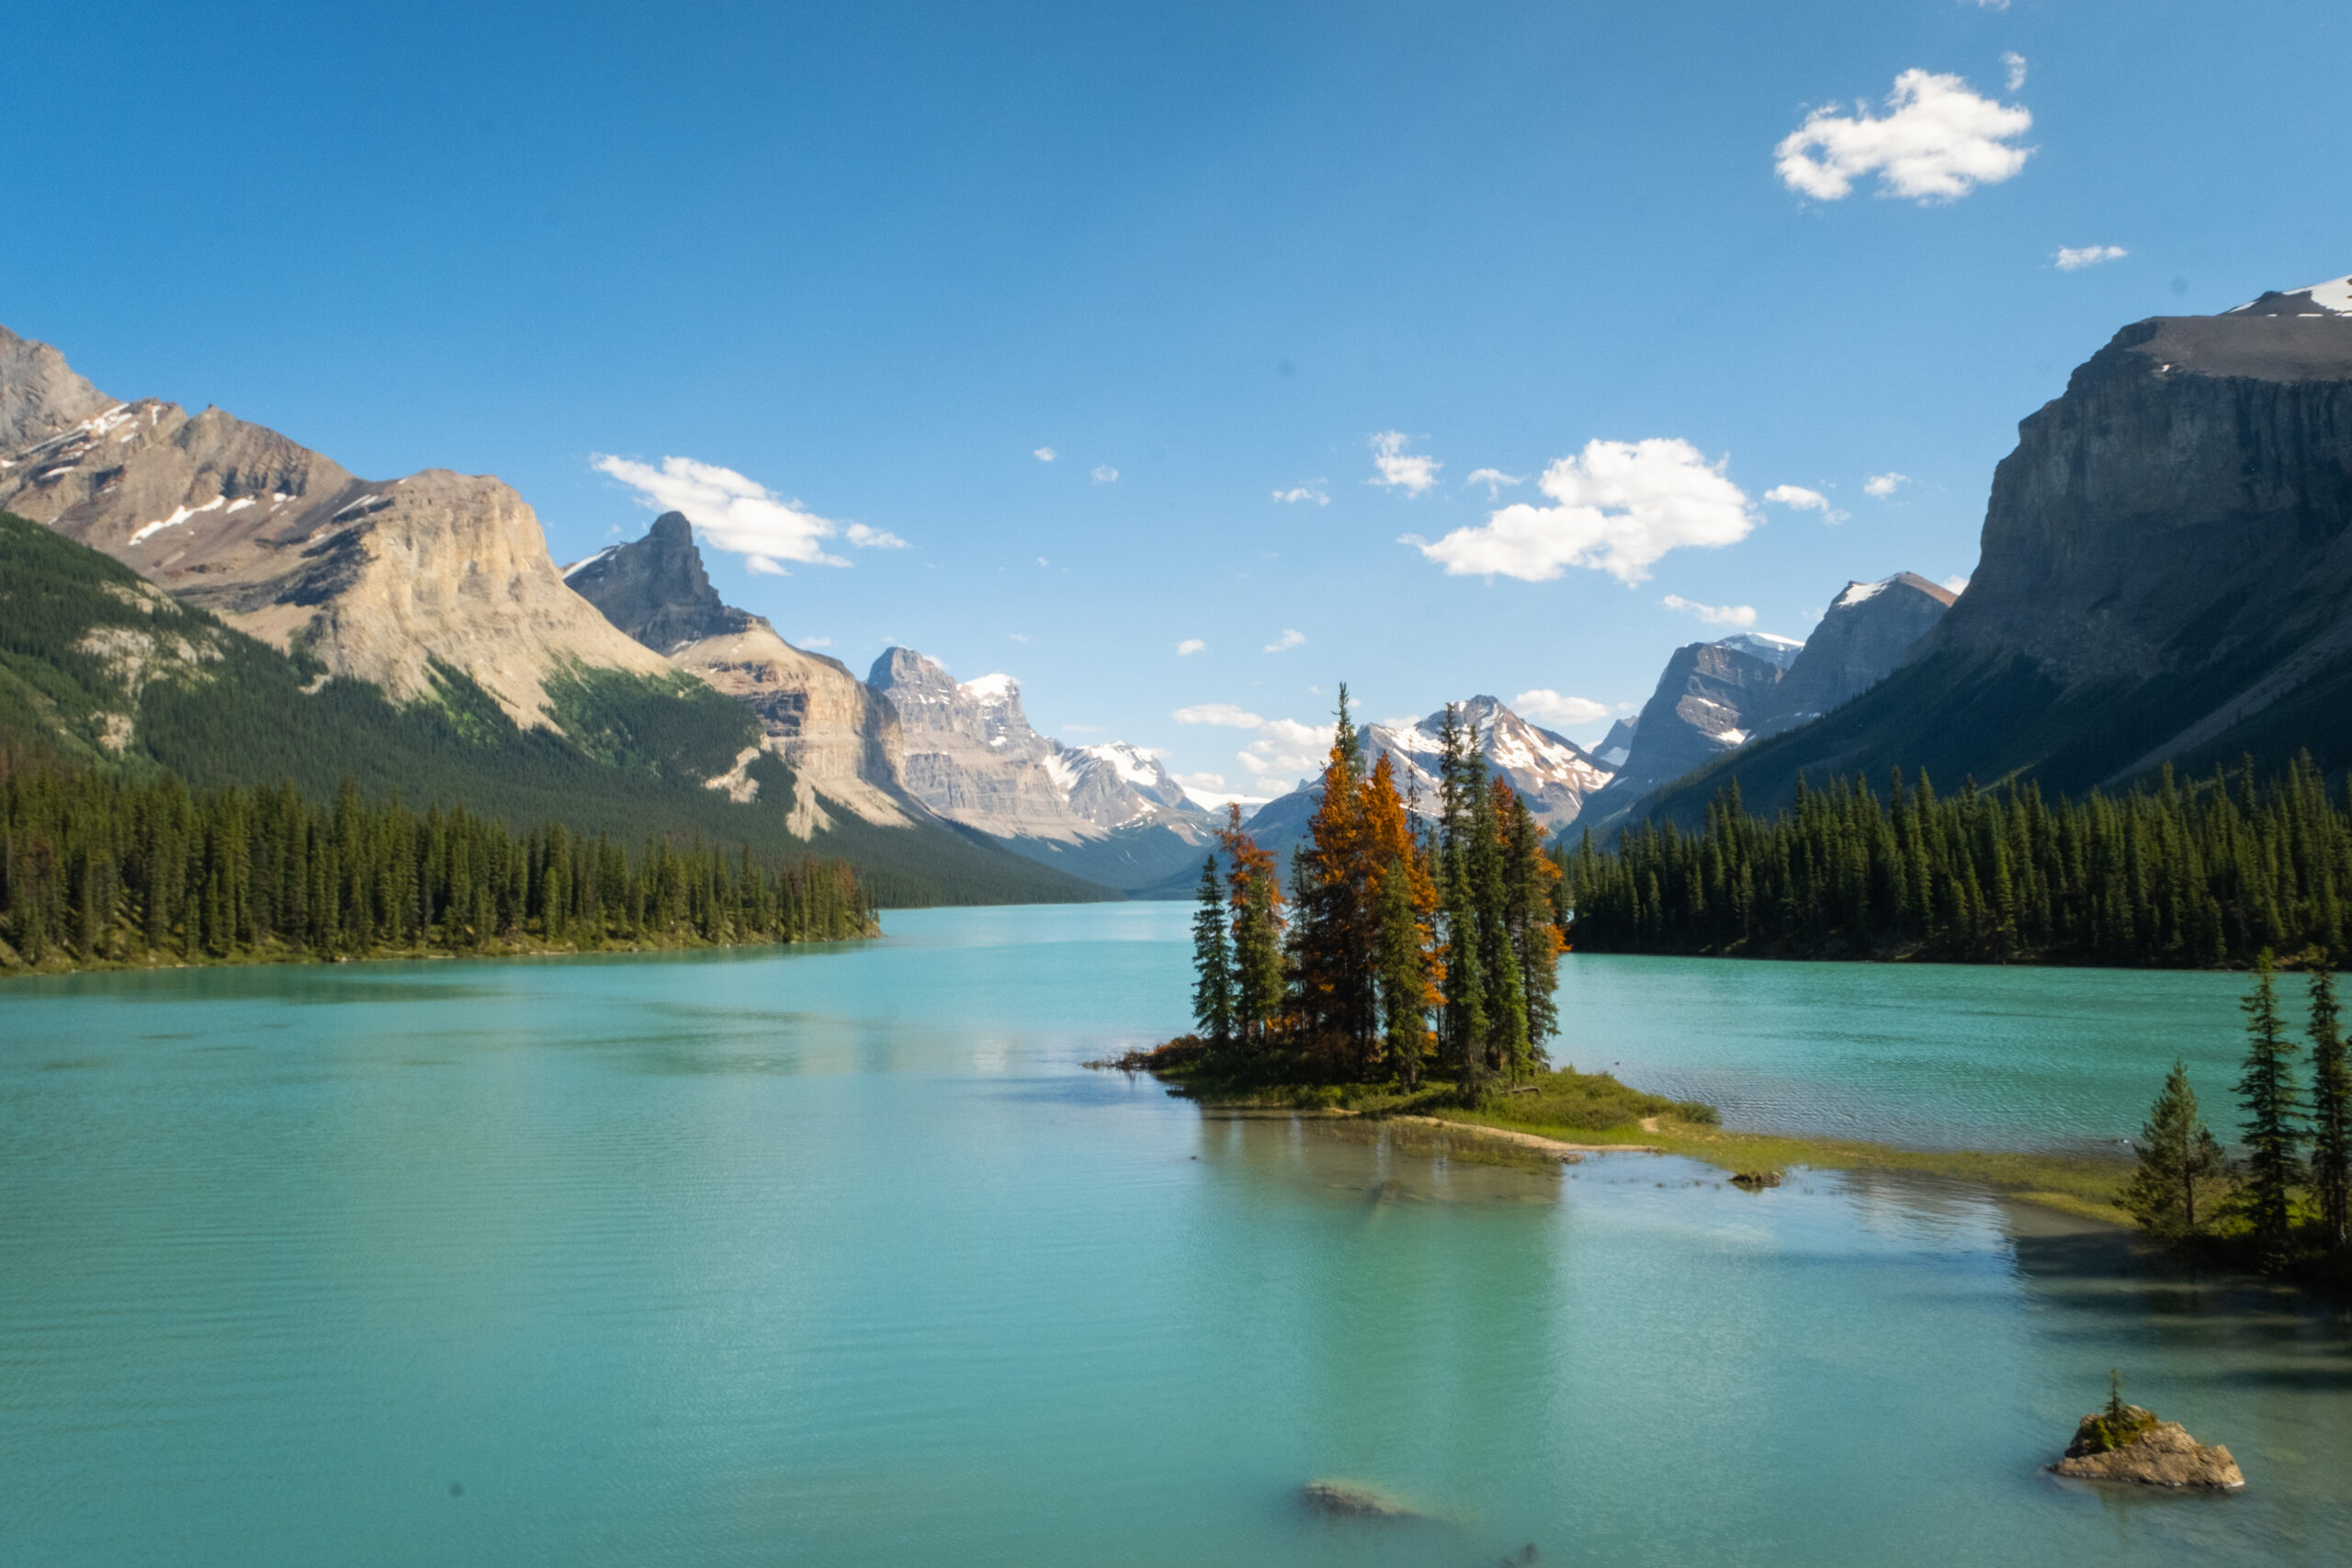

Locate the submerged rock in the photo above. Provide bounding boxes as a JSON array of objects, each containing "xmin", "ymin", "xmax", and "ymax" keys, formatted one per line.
[
  {"xmin": 2050, "ymin": 1404, "xmax": 2245, "ymax": 1490},
  {"xmin": 1299, "ymin": 1480, "xmax": 1427, "ymax": 1520}
]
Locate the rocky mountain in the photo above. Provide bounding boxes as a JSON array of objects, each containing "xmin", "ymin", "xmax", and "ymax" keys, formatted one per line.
[
  {"xmin": 0, "ymin": 324, "xmax": 676, "ymax": 731},
  {"xmin": 1754, "ymin": 573, "xmax": 1956, "ymax": 738},
  {"xmin": 1359, "ymin": 696, "xmax": 1611, "ymax": 829},
  {"xmin": 1567, "ymin": 637, "xmax": 1789, "ymax": 834},
  {"xmin": 867, "ymin": 651, "xmax": 1089, "ymax": 840},
  {"xmin": 1641, "ymin": 276, "xmax": 2352, "ymax": 825},
  {"xmin": 1593, "ymin": 717, "xmax": 1636, "ymax": 768},
  {"xmin": 1047, "ymin": 740, "xmax": 1199, "ymax": 828},
  {"xmin": 567, "ymin": 513, "xmax": 917, "ymax": 835}
]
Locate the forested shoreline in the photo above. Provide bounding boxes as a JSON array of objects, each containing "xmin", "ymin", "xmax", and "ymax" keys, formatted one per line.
[
  {"xmin": 1562, "ymin": 757, "xmax": 2350, "ymax": 969},
  {"xmin": 0, "ymin": 753, "xmax": 876, "ymax": 976}
]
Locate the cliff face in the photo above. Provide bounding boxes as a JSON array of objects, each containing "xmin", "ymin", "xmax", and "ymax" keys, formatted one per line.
[
  {"xmin": 0, "ymin": 331, "xmax": 676, "ymax": 730},
  {"xmin": 565, "ymin": 515, "xmax": 917, "ymax": 833},
  {"xmin": 1573, "ymin": 640, "xmax": 1785, "ymax": 830},
  {"xmin": 1638, "ymin": 290, "xmax": 2352, "ymax": 824},
  {"xmin": 561, "ymin": 512, "xmax": 752, "ymax": 651},
  {"xmin": 867, "ymin": 649, "xmax": 1090, "ymax": 840},
  {"xmin": 0, "ymin": 325, "xmax": 113, "ymax": 448},
  {"xmin": 1758, "ymin": 573, "xmax": 1955, "ymax": 737}
]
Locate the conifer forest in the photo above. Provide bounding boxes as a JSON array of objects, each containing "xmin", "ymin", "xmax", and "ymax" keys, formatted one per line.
[
  {"xmin": 1187, "ymin": 692, "xmax": 1566, "ymax": 1090},
  {"xmin": 1561, "ymin": 756, "xmax": 2352, "ymax": 969},
  {"xmin": 0, "ymin": 754, "xmax": 876, "ymax": 973}
]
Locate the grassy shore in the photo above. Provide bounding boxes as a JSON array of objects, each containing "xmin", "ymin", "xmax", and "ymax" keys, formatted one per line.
[{"xmin": 1102, "ymin": 1040, "xmax": 2132, "ymax": 1224}]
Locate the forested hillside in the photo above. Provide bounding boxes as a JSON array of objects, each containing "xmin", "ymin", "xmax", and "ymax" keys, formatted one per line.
[
  {"xmin": 0, "ymin": 513, "xmax": 1109, "ymax": 908},
  {"xmin": 1562, "ymin": 759, "xmax": 2350, "ymax": 968},
  {"xmin": 1, "ymin": 759, "xmax": 872, "ymax": 972}
]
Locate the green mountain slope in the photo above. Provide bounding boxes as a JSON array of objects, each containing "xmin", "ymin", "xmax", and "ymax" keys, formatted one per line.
[{"xmin": 0, "ymin": 513, "xmax": 1112, "ymax": 906}]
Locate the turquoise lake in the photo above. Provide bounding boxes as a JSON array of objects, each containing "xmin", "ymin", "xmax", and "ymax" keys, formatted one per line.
[{"xmin": 3, "ymin": 903, "xmax": 2346, "ymax": 1566}]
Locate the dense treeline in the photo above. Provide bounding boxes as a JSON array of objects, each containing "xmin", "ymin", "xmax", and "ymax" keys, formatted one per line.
[
  {"xmin": 1562, "ymin": 756, "xmax": 2351, "ymax": 968},
  {"xmin": 1, "ymin": 754, "xmax": 875, "ymax": 973},
  {"xmin": 1187, "ymin": 691, "xmax": 1565, "ymax": 1092}
]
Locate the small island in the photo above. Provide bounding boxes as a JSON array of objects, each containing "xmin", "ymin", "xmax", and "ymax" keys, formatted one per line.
[{"xmin": 2050, "ymin": 1378, "xmax": 2244, "ymax": 1492}]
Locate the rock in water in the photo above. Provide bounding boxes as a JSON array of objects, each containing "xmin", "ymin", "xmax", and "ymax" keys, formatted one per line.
[
  {"xmin": 1729, "ymin": 1169, "xmax": 1784, "ymax": 1189},
  {"xmin": 1299, "ymin": 1480, "xmax": 1426, "ymax": 1520},
  {"xmin": 2050, "ymin": 1404, "xmax": 2245, "ymax": 1490}
]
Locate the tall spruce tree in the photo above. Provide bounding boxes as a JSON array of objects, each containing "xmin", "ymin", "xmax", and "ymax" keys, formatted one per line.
[
  {"xmin": 1434, "ymin": 705, "xmax": 1486, "ymax": 1099},
  {"xmin": 2307, "ymin": 965, "xmax": 2349, "ymax": 1251},
  {"xmin": 1217, "ymin": 805, "xmax": 1285, "ymax": 1050},
  {"xmin": 2121, "ymin": 1060, "xmax": 2231, "ymax": 1241},
  {"xmin": 2233, "ymin": 951, "xmax": 2305, "ymax": 1257},
  {"xmin": 1474, "ymin": 773, "xmax": 1531, "ymax": 1084},
  {"xmin": 1190, "ymin": 854, "xmax": 1236, "ymax": 1045}
]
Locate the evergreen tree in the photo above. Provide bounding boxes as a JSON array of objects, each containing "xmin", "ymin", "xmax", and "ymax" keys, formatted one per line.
[
  {"xmin": 2120, "ymin": 1059, "xmax": 2231, "ymax": 1241},
  {"xmin": 2307, "ymin": 965, "xmax": 2350, "ymax": 1251},
  {"xmin": 1217, "ymin": 805, "xmax": 1285, "ymax": 1049},
  {"xmin": 1434, "ymin": 705, "xmax": 1486, "ymax": 1099},
  {"xmin": 2233, "ymin": 950, "xmax": 2305, "ymax": 1257},
  {"xmin": 1475, "ymin": 773, "xmax": 1531, "ymax": 1084},
  {"xmin": 1189, "ymin": 855, "xmax": 1236, "ymax": 1044},
  {"xmin": 1374, "ymin": 852, "xmax": 1434, "ymax": 1088}
]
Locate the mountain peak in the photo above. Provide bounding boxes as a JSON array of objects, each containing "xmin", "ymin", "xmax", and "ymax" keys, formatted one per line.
[
  {"xmin": 0, "ymin": 323, "xmax": 115, "ymax": 452},
  {"xmin": 564, "ymin": 511, "xmax": 754, "ymax": 652},
  {"xmin": 2225, "ymin": 272, "xmax": 2352, "ymax": 318},
  {"xmin": 1712, "ymin": 631, "xmax": 1804, "ymax": 669}
]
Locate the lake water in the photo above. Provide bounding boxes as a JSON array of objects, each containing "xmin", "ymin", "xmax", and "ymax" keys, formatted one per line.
[{"xmin": 3, "ymin": 903, "xmax": 2346, "ymax": 1566}]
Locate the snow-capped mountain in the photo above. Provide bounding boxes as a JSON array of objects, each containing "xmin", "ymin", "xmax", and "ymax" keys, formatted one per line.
[
  {"xmin": 2226, "ymin": 272, "xmax": 2352, "ymax": 317},
  {"xmin": 867, "ymin": 649, "xmax": 1206, "ymax": 843},
  {"xmin": 1045, "ymin": 740, "xmax": 1198, "ymax": 829},
  {"xmin": 1360, "ymin": 695, "xmax": 1611, "ymax": 830},
  {"xmin": 1711, "ymin": 631, "xmax": 1805, "ymax": 670}
]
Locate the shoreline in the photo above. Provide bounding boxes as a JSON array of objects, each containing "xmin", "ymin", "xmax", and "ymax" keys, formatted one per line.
[{"xmin": 0, "ymin": 927, "xmax": 879, "ymax": 982}]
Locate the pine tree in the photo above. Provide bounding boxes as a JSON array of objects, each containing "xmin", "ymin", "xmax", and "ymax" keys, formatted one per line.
[
  {"xmin": 2233, "ymin": 950, "xmax": 2305, "ymax": 1257},
  {"xmin": 1218, "ymin": 805, "xmax": 1285, "ymax": 1049},
  {"xmin": 2307, "ymin": 965, "xmax": 2349, "ymax": 1252},
  {"xmin": 1434, "ymin": 705, "xmax": 1486, "ymax": 1099},
  {"xmin": 2121, "ymin": 1059, "xmax": 2231, "ymax": 1241},
  {"xmin": 1190, "ymin": 855, "xmax": 1236, "ymax": 1045}
]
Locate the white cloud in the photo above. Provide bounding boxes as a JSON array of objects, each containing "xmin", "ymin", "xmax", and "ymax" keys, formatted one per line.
[
  {"xmin": 1091, "ymin": 465, "xmax": 1119, "ymax": 483},
  {"xmin": 1510, "ymin": 689, "xmax": 1611, "ymax": 728},
  {"xmin": 1264, "ymin": 628, "xmax": 1306, "ymax": 653},
  {"xmin": 1238, "ymin": 717, "xmax": 1336, "ymax": 779},
  {"xmin": 2002, "ymin": 51, "xmax": 2028, "ymax": 91},
  {"xmin": 594, "ymin": 454, "xmax": 886, "ymax": 570},
  {"xmin": 1033, "ymin": 446, "xmax": 1057, "ymax": 462},
  {"xmin": 2054, "ymin": 244, "xmax": 2128, "ymax": 271},
  {"xmin": 1272, "ymin": 485, "xmax": 1329, "ymax": 505},
  {"xmin": 1763, "ymin": 483, "xmax": 1849, "ymax": 524},
  {"xmin": 1974, "ymin": 0, "xmax": 2009, "ymax": 9},
  {"xmin": 1942, "ymin": 573, "xmax": 1972, "ymax": 594},
  {"xmin": 1369, "ymin": 431, "xmax": 1442, "ymax": 495},
  {"xmin": 1177, "ymin": 773, "xmax": 1272, "ymax": 811},
  {"xmin": 1465, "ymin": 468, "xmax": 1526, "ymax": 498},
  {"xmin": 799, "ymin": 636, "xmax": 834, "ymax": 648},
  {"xmin": 1774, "ymin": 70, "xmax": 2032, "ymax": 204},
  {"xmin": 1007, "ymin": 633, "xmax": 1029, "ymax": 644},
  {"xmin": 1406, "ymin": 436, "xmax": 1755, "ymax": 584},
  {"xmin": 1662, "ymin": 594, "xmax": 1758, "ymax": 628},
  {"xmin": 1174, "ymin": 703, "xmax": 1265, "ymax": 728},
  {"xmin": 1863, "ymin": 471, "xmax": 1910, "ymax": 499},
  {"xmin": 1176, "ymin": 637, "xmax": 1206, "ymax": 656}
]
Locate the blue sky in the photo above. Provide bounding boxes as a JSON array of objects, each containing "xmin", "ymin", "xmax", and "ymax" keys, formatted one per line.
[{"xmin": 7, "ymin": 1, "xmax": 2347, "ymax": 801}]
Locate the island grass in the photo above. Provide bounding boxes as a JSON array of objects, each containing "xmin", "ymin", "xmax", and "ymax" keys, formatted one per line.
[
  {"xmin": 1101, "ymin": 1041, "xmax": 2133, "ymax": 1224},
  {"xmin": 1440, "ymin": 1109, "xmax": 2133, "ymax": 1224}
]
